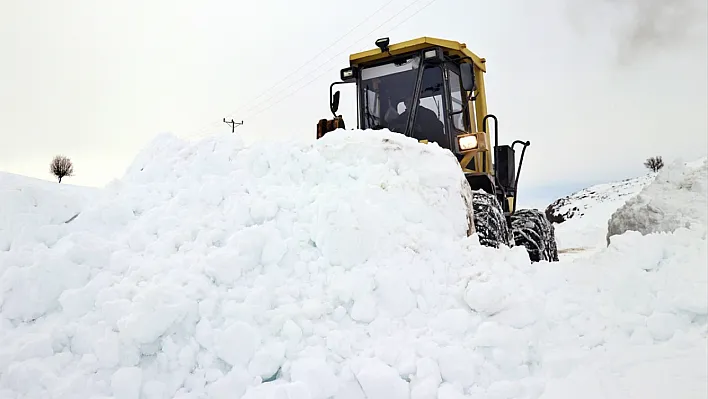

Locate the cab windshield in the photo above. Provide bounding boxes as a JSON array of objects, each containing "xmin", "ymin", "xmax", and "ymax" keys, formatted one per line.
[
  {"xmin": 359, "ymin": 55, "xmax": 421, "ymax": 133},
  {"xmin": 359, "ymin": 54, "xmax": 448, "ymax": 148}
]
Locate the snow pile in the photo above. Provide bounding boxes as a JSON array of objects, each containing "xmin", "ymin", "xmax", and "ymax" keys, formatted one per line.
[
  {"xmin": 0, "ymin": 172, "xmax": 98, "ymax": 252},
  {"xmin": 539, "ymin": 225, "xmax": 708, "ymax": 399},
  {"xmin": 0, "ymin": 130, "xmax": 706, "ymax": 399},
  {"xmin": 607, "ymin": 157, "xmax": 708, "ymax": 243},
  {"xmin": 0, "ymin": 130, "xmax": 487, "ymax": 399},
  {"xmin": 544, "ymin": 174, "xmax": 654, "ymax": 252}
]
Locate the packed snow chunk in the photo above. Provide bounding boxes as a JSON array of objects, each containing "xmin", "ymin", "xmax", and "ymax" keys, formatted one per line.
[
  {"xmin": 437, "ymin": 383, "xmax": 468, "ymax": 399},
  {"xmin": 240, "ymin": 380, "xmax": 312, "ymax": 399},
  {"xmin": 463, "ymin": 270, "xmax": 511, "ymax": 316},
  {"xmin": 203, "ymin": 249, "xmax": 243, "ymax": 286},
  {"xmin": 111, "ymin": 367, "xmax": 143, "ymax": 399},
  {"xmin": 289, "ymin": 357, "xmax": 338, "ymax": 399},
  {"xmin": 350, "ymin": 294, "xmax": 377, "ymax": 323},
  {"xmin": 59, "ymin": 271, "xmax": 114, "ymax": 318},
  {"xmin": 645, "ymin": 312, "xmax": 689, "ymax": 342},
  {"xmin": 281, "ymin": 319, "xmax": 304, "ymax": 344},
  {"xmin": 351, "ymin": 357, "xmax": 410, "ymax": 399},
  {"xmin": 607, "ymin": 157, "xmax": 707, "ymax": 243},
  {"xmin": 6, "ymin": 333, "xmax": 54, "ymax": 364},
  {"xmin": 375, "ymin": 270, "xmax": 417, "ymax": 318},
  {"xmin": 436, "ymin": 346, "xmax": 480, "ymax": 388},
  {"xmin": 215, "ymin": 321, "xmax": 261, "ymax": 367},
  {"xmin": 540, "ymin": 337, "xmax": 708, "ymax": 399},
  {"xmin": 433, "ymin": 308, "xmax": 477, "ymax": 336},
  {"xmin": 410, "ymin": 357, "xmax": 442, "ymax": 399},
  {"xmin": 116, "ymin": 284, "xmax": 196, "ymax": 345},
  {"xmin": 1, "ymin": 256, "xmax": 90, "ymax": 322},
  {"xmin": 248, "ymin": 342, "xmax": 286, "ymax": 380},
  {"xmin": 206, "ymin": 365, "xmax": 255, "ymax": 399}
]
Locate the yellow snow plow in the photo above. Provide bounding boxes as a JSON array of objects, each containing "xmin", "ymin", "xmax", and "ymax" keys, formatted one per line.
[{"xmin": 316, "ymin": 36, "xmax": 558, "ymax": 262}]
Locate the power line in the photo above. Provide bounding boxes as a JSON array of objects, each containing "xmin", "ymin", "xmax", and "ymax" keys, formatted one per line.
[
  {"xmin": 186, "ymin": 0, "xmax": 444, "ymax": 140},
  {"xmin": 236, "ymin": 0, "xmax": 434, "ymax": 123},
  {"xmin": 184, "ymin": 0, "xmax": 400, "ymax": 138},
  {"xmin": 220, "ymin": 0, "xmax": 398, "ymax": 118},
  {"xmin": 243, "ymin": 0, "xmax": 443, "ymax": 121},
  {"xmin": 225, "ymin": 0, "xmax": 429, "ymax": 123}
]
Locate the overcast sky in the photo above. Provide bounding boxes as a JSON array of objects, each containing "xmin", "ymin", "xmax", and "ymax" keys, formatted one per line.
[{"xmin": 2, "ymin": 0, "xmax": 706, "ymax": 203}]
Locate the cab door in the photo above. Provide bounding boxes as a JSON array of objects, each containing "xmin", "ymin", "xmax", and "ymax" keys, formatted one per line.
[{"xmin": 444, "ymin": 64, "xmax": 473, "ymax": 139}]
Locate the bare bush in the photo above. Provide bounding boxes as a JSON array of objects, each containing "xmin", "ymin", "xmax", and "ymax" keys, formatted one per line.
[
  {"xmin": 644, "ymin": 155, "xmax": 664, "ymax": 172},
  {"xmin": 50, "ymin": 155, "xmax": 74, "ymax": 183}
]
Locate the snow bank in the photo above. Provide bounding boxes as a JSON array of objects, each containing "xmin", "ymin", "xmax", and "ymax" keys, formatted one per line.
[
  {"xmin": 607, "ymin": 157, "xmax": 708, "ymax": 243},
  {"xmin": 0, "ymin": 130, "xmax": 482, "ymax": 398},
  {"xmin": 1, "ymin": 131, "xmax": 706, "ymax": 398},
  {"xmin": 539, "ymin": 225, "xmax": 708, "ymax": 399},
  {"xmin": 0, "ymin": 172, "xmax": 99, "ymax": 252},
  {"xmin": 544, "ymin": 174, "xmax": 654, "ymax": 252}
]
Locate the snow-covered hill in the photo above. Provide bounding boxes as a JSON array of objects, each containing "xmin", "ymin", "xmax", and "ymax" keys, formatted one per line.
[
  {"xmin": 544, "ymin": 157, "xmax": 708, "ymax": 258},
  {"xmin": 544, "ymin": 173, "xmax": 655, "ymax": 255},
  {"xmin": 0, "ymin": 131, "xmax": 705, "ymax": 399},
  {"xmin": 0, "ymin": 172, "xmax": 99, "ymax": 252},
  {"xmin": 545, "ymin": 174, "xmax": 656, "ymax": 225}
]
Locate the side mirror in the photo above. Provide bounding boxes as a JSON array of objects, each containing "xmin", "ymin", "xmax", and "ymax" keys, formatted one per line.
[
  {"xmin": 330, "ymin": 90, "xmax": 340, "ymax": 115},
  {"xmin": 460, "ymin": 63, "xmax": 476, "ymax": 92}
]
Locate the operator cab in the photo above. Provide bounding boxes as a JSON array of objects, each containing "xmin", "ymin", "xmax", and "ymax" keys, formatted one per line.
[{"xmin": 347, "ymin": 48, "xmax": 474, "ymax": 156}]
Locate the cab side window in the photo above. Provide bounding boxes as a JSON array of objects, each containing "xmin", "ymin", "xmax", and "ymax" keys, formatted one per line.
[{"xmin": 448, "ymin": 69, "xmax": 469, "ymax": 132}]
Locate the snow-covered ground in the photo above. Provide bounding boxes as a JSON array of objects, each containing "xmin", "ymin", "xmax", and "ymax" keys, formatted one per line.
[
  {"xmin": 0, "ymin": 130, "xmax": 706, "ymax": 399},
  {"xmin": 0, "ymin": 172, "xmax": 99, "ymax": 252}
]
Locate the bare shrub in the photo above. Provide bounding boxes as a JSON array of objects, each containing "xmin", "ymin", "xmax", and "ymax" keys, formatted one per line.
[
  {"xmin": 50, "ymin": 155, "xmax": 74, "ymax": 183},
  {"xmin": 644, "ymin": 156, "xmax": 664, "ymax": 172}
]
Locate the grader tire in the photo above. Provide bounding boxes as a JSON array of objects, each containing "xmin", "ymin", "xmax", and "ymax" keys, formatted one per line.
[
  {"xmin": 510, "ymin": 208, "xmax": 559, "ymax": 262},
  {"xmin": 471, "ymin": 190, "xmax": 513, "ymax": 249}
]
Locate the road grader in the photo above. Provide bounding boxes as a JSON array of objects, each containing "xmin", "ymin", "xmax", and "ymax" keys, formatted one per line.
[{"xmin": 316, "ymin": 36, "xmax": 558, "ymax": 262}]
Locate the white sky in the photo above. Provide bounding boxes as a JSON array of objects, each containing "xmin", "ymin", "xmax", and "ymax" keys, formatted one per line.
[{"xmin": 2, "ymin": 0, "xmax": 707, "ymax": 196}]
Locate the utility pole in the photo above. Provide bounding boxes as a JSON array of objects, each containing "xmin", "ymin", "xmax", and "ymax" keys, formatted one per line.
[{"xmin": 223, "ymin": 118, "xmax": 243, "ymax": 133}]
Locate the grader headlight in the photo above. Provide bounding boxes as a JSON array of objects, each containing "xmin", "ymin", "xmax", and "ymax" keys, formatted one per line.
[
  {"xmin": 457, "ymin": 134, "xmax": 478, "ymax": 151},
  {"xmin": 340, "ymin": 67, "xmax": 357, "ymax": 82}
]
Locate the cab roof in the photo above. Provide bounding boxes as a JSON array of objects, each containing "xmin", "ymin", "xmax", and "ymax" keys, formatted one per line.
[{"xmin": 349, "ymin": 36, "xmax": 486, "ymax": 72}]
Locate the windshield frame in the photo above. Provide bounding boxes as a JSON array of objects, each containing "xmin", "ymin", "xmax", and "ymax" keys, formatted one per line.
[
  {"xmin": 355, "ymin": 48, "xmax": 466, "ymax": 152},
  {"xmin": 357, "ymin": 52, "xmax": 423, "ymax": 135}
]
